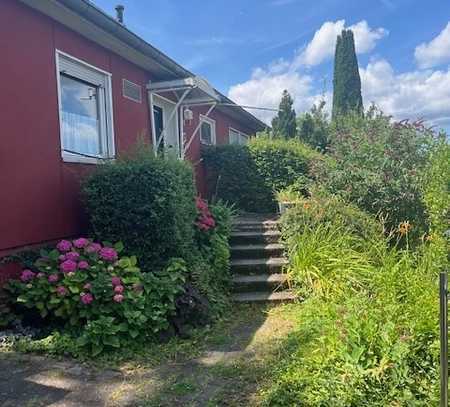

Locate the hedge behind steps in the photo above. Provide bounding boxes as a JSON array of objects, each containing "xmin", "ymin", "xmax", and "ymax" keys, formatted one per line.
[{"xmin": 202, "ymin": 137, "xmax": 322, "ymax": 213}]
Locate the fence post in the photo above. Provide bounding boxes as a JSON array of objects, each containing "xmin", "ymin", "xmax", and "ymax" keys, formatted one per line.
[{"xmin": 440, "ymin": 271, "xmax": 448, "ymax": 407}]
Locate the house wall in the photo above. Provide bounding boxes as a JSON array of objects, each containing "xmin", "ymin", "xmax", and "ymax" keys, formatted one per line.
[{"xmin": 0, "ymin": 0, "xmax": 256, "ymax": 264}]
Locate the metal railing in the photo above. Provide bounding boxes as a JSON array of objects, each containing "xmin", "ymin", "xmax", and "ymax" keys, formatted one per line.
[{"xmin": 440, "ymin": 271, "xmax": 448, "ymax": 406}]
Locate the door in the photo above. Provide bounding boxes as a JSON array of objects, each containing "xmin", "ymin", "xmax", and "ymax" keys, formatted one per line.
[{"xmin": 153, "ymin": 95, "xmax": 179, "ymax": 157}]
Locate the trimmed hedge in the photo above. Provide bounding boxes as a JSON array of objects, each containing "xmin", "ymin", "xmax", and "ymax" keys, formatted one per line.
[
  {"xmin": 202, "ymin": 144, "xmax": 275, "ymax": 213},
  {"xmin": 202, "ymin": 137, "xmax": 325, "ymax": 213},
  {"xmin": 82, "ymin": 151, "xmax": 197, "ymax": 271}
]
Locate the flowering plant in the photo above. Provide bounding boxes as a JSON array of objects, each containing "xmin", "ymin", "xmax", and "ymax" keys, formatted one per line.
[
  {"xmin": 195, "ymin": 198, "xmax": 216, "ymax": 232},
  {"xmin": 8, "ymin": 239, "xmax": 186, "ymax": 355}
]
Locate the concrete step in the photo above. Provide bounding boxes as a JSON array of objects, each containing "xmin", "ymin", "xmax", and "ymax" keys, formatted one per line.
[
  {"xmin": 232, "ymin": 220, "xmax": 279, "ymax": 233},
  {"xmin": 232, "ymin": 290, "xmax": 297, "ymax": 302},
  {"xmin": 230, "ymin": 230, "xmax": 281, "ymax": 245},
  {"xmin": 230, "ymin": 257, "xmax": 288, "ymax": 274},
  {"xmin": 230, "ymin": 243, "xmax": 284, "ymax": 259},
  {"xmin": 232, "ymin": 273, "xmax": 288, "ymax": 292}
]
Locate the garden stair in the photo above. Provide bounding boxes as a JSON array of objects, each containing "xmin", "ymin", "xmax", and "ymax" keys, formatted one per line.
[{"xmin": 230, "ymin": 215, "xmax": 296, "ymax": 302}]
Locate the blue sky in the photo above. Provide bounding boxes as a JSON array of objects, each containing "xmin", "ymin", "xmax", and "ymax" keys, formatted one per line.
[{"xmin": 93, "ymin": 0, "xmax": 450, "ymax": 130}]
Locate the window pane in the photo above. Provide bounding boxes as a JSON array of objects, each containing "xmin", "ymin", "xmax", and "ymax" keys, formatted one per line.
[
  {"xmin": 229, "ymin": 129, "xmax": 240, "ymax": 145},
  {"xmin": 201, "ymin": 121, "xmax": 212, "ymax": 144},
  {"xmin": 240, "ymin": 134, "xmax": 248, "ymax": 145},
  {"xmin": 60, "ymin": 74, "xmax": 101, "ymax": 156}
]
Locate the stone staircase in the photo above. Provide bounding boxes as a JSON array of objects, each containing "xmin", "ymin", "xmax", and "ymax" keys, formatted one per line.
[{"xmin": 230, "ymin": 215, "xmax": 296, "ymax": 302}]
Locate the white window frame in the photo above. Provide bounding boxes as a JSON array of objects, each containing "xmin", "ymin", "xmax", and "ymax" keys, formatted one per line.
[
  {"xmin": 229, "ymin": 127, "xmax": 249, "ymax": 145},
  {"xmin": 199, "ymin": 114, "xmax": 216, "ymax": 145},
  {"xmin": 55, "ymin": 50, "xmax": 115, "ymax": 164}
]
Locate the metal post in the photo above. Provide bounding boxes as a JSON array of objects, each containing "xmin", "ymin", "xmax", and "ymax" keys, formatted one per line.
[
  {"xmin": 440, "ymin": 271, "xmax": 448, "ymax": 407},
  {"xmin": 183, "ymin": 103, "xmax": 216, "ymax": 156},
  {"xmin": 148, "ymin": 90, "xmax": 157, "ymax": 156}
]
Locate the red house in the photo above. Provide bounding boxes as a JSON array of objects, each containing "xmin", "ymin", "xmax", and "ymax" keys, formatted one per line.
[{"xmin": 0, "ymin": 0, "xmax": 265, "ymax": 277}]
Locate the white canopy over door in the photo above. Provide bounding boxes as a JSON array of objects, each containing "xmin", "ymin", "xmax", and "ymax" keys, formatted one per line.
[{"xmin": 148, "ymin": 76, "xmax": 221, "ymax": 159}]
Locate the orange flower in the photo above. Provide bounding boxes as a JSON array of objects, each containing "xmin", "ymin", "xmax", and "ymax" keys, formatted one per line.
[{"xmin": 398, "ymin": 221, "xmax": 412, "ymax": 236}]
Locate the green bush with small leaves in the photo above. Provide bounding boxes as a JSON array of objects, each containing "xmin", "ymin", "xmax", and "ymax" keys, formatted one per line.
[
  {"xmin": 202, "ymin": 137, "xmax": 325, "ymax": 212},
  {"xmin": 82, "ymin": 146, "xmax": 197, "ymax": 271}
]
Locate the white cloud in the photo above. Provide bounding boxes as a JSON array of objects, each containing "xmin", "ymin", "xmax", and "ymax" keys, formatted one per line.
[
  {"xmin": 228, "ymin": 19, "xmax": 386, "ymax": 124},
  {"xmin": 296, "ymin": 20, "xmax": 387, "ymax": 66},
  {"xmin": 228, "ymin": 21, "xmax": 450, "ymax": 131},
  {"xmin": 415, "ymin": 22, "xmax": 450, "ymax": 69},
  {"xmin": 228, "ymin": 68, "xmax": 328, "ymax": 124},
  {"xmin": 361, "ymin": 58, "xmax": 450, "ymax": 128}
]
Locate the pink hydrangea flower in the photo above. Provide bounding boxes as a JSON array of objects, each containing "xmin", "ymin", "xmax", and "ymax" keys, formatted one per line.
[
  {"xmin": 36, "ymin": 272, "xmax": 45, "ymax": 278},
  {"xmin": 20, "ymin": 270, "xmax": 35, "ymax": 282},
  {"xmin": 56, "ymin": 240, "xmax": 72, "ymax": 252},
  {"xmin": 56, "ymin": 286, "xmax": 68, "ymax": 296},
  {"xmin": 80, "ymin": 293, "xmax": 94, "ymax": 305},
  {"xmin": 111, "ymin": 276, "xmax": 122, "ymax": 286},
  {"xmin": 85, "ymin": 243, "xmax": 102, "ymax": 254},
  {"xmin": 78, "ymin": 261, "xmax": 89, "ymax": 270},
  {"xmin": 60, "ymin": 259, "xmax": 77, "ymax": 273},
  {"xmin": 83, "ymin": 283, "xmax": 92, "ymax": 291},
  {"xmin": 114, "ymin": 285, "xmax": 124, "ymax": 294},
  {"xmin": 48, "ymin": 274, "xmax": 59, "ymax": 283},
  {"xmin": 58, "ymin": 255, "xmax": 66, "ymax": 262},
  {"xmin": 65, "ymin": 252, "xmax": 80, "ymax": 262},
  {"xmin": 73, "ymin": 238, "xmax": 89, "ymax": 248},
  {"xmin": 99, "ymin": 247, "xmax": 118, "ymax": 262},
  {"xmin": 113, "ymin": 294, "xmax": 124, "ymax": 303}
]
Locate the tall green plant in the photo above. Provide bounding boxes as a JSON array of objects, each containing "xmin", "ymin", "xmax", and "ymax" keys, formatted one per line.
[
  {"xmin": 272, "ymin": 90, "xmax": 297, "ymax": 139},
  {"xmin": 297, "ymin": 100, "xmax": 330, "ymax": 151},
  {"xmin": 332, "ymin": 29, "xmax": 363, "ymax": 119}
]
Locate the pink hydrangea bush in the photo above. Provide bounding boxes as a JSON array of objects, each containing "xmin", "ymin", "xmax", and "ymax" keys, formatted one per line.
[
  {"xmin": 9, "ymin": 239, "xmax": 128, "ymax": 322},
  {"xmin": 7, "ymin": 240, "xmax": 186, "ymax": 356}
]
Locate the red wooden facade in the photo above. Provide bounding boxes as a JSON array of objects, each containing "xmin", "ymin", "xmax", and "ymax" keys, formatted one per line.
[{"xmin": 0, "ymin": 0, "xmax": 263, "ymax": 273}]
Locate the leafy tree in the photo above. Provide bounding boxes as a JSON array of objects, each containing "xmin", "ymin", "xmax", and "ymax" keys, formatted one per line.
[
  {"xmin": 332, "ymin": 29, "xmax": 363, "ymax": 119},
  {"xmin": 272, "ymin": 90, "xmax": 297, "ymax": 138},
  {"xmin": 297, "ymin": 100, "xmax": 330, "ymax": 151}
]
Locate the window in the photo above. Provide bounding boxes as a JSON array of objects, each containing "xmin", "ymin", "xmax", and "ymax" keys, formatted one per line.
[
  {"xmin": 56, "ymin": 51, "xmax": 114, "ymax": 163},
  {"xmin": 229, "ymin": 128, "xmax": 249, "ymax": 145},
  {"xmin": 122, "ymin": 79, "xmax": 142, "ymax": 103},
  {"xmin": 200, "ymin": 115, "xmax": 216, "ymax": 145}
]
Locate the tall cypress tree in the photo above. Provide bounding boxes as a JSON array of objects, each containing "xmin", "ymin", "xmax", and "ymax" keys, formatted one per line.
[
  {"xmin": 332, "ymin": 29, "xmax": 363, "ymax": 119},
  {"xmin": 272, "ymin": 90, "xmax": 297, "ymax": 138}
]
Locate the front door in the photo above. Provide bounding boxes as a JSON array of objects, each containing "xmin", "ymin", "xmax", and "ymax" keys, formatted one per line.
[{"xmin": 153, "ymin": 95, "xmax": 179, "ymax": 157}]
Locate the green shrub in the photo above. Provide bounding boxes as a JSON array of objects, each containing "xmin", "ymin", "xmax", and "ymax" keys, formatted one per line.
[
  {"xmin": 324, "ymin": 110, "xmax": 438, "ymax": 238},
  {"xmin": 423, "ymin": 139, "xmax": 450, "ymax": 271},
  {"xmin": 281, "ymin": 188, "xmax": 383, "ymax": 243},
  {"xmin": 192, "ymin": 200, "xmax": 234, "ymax": 316},
  {"xmin": 248, "ymin": 137, "xmax": 321, "ymax": 192},
  {"xmin": 202, "ymin": 137, "xmax": 325, "ymax": 213},
  {"xmin": 82, "ymin": 148, "xmax": 196, "ymax": 271},
  {"xmin": 202, "ymin": 144, "xmax": 275, "ymax": 213},
  {"xmin": 263, "ymin": 195, "xmax": 441, "ymax": 405},
  {"xmin": 7, "ymin": 238, "xmax": 185, "ymax": 356},
  {"xmin": 297, "ymin": 100, "xmax": 330, "ymax": 152}
]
